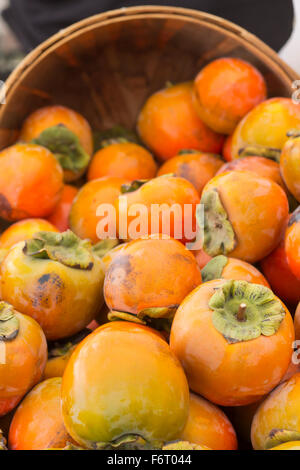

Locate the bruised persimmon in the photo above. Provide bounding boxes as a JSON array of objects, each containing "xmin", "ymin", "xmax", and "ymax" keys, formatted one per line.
[
  {"xmin": 180, "ymin": 392, "xmax": 237, "ymax": 450},
  {"xmin": 251, "ymin": 373, "xmax": 300, "ymax": 450},
  {"xmin": 157, "ymin": 150, "xmax": 223, "ymax": 194},
  {"xmin": 9, "ymin": 378, "xmax": 75, "ymax": 450},
  {"xmin": 0, "ymin": 231, "xmax": 105, "ymax": 340},
  {"xmin": 115, "ymin": 175, "xmax": 200, "ymax": 244},
  {"xmin": 0, "ymin": 143, "xmax": 63, "ymax": 221},
  {"xmin": 201, "ymin": 255, "xmax": 269, "ymax": 286},
  {"xmin": 61, "ymin": 321, "xmax": 189, "ymax": 449},
  {"xmin": 137, "ymin": 82, "xmax": 224, "ymax": 161},
  {"xmin": 216, "ymin": 156, "xmax": 285, "ymax": 188},
  {"xmin": 261, "ymin": 240, "xmax": 300, "ymax": 307},
  {"xmin": 193, "ymin": 58, "xmax": 266, "ymax": 135},
  {"xmin": 280, "ymin": 130, "xmax": 300, "ymax": 202},
  {"xmin": 0, "ymin": 301, "xmax": 47, "ymax": 416},
  {"xmin": 285, "ymin": 207, "xmax": 300, "ymax": 279},
  {"xmin": 231, "ymin": 98, "xmax": 300, "ymax": 160},
  {"xmin": 170, "ymin": 279, "xmax": 294, "ymax": 406},
  {"xmin": 104, "ymin": 236, "xmax": 201, "ymax": 327},
  {"xmin": 47, "ymin": 184, "xmax": 78, "ymax": 232},
  {"xmin": 19, "ymin": 105, "xmax": 93, "ymax": 182},
  {"xmin": 69, "ymin": 176, "xmax": 127, "ymax": 244},
  {"xmin": 87, "ymin": 142, "xmax": 157, "ymax": 182},
  {"xmin": 201, "ymin": 171, "xmax": 288, "ymax": 263},
  {"xmin": 0, "ymin": 218, "xmax": 58, "ymax": 250}
]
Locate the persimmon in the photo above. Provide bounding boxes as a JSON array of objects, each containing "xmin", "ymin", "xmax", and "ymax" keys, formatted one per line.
[
  {"xmin": 193, "ymin": 58, "xmax": 266, "ymax": 135},
  {"xmin": 201, "ymin": 171, "xmax": 289, "ymax": 262},
  {"xmin": 137, "ymin": 82, "xmax": 224, "ymax": 161},
  {"xmin": 0, "ymin": 218, "xmax": 58, "ymax": 250},
  {"xmin": 231, "ymin": 98, "xmax": 300, "ymax": 160},
  {"xmin": 47, "ymin": 184, "xmax": 78, "ymax": 232},
  {"xmin": 44, "ymin": 329, "xmax": 91, "ymax": 380},
  {"xmin": 193, "ymin": 248, "xmax": 211, "ymax": 269},
  {"xmin": 180, "ymin": 392, "xmax": 237, "ymax": 450},
  {"xmin": 100, "ymin": 242, "xmax": 125, "ymax": 271},
  {"xmin": 251, "ymin": 373, "xmax": 300, "ymax": 450},
  {"xmin": 216, "ymin": 156, "xmax": 285, "ymax": 188},
  {"xmin": 201, "ymin": 255, "xmax": 269, "ymax": 286},
  {"xmin": 157, "ymin": 151, "xmax": 223, "ymax": 194},
  {"xmin": 104, "ymin": 236, "xmax": 201, "ymax": 327},
  {"xmin": 260, "ymin": 240, "xmax": 300, "ymax": 306},
  {"xmin": 69, "ymin": 176, "xmax": 127, "ymax": 244},
  {"xmin": 222, "ymin": 134, "xmax": 233, "ymax": 162},
  {"xmin": 0, "ymin": 143, "xmax": 63, "ymax": 221},
  {"xmin": 61, "ymin": 321, "xmax": 189, "ymax": 449},
  {"xmin": 115, "ymin": 175, "xmax": 200, "ymax": 244},
  {"xmin": 19, "ymin": 105, "xmax": 93, "ymax": 182},
  {"xmin": 9, "ymin": 378, "xmax": 75, "ymax": 450},
  {"xmin": 270, "ymin": 441, "xmax": 300, "ymax": 450},
  {"xmin": 87, "ymin": 142, "xmax": 157, "ymax": 182},
  {"xmin": 0, "ymin": 230, "xmax": 105, "ymax": 340},
  {"xmin": 0, "ymin": 301, "xmax": 47, "ymax": 416},
  {"xmin": 280, "ymin": 130, "xmax": 300, "ymax": 202},
  {"xmin": 294, "ymin": 302, "xmax": 300, "ymax": 341},
  {"xmin": 285, "ymin": 207, "xmax": 300, "ymax": 279},
  {"xmin": 170, "ymin": 279, "xmax": 294, "ymax": 406}
]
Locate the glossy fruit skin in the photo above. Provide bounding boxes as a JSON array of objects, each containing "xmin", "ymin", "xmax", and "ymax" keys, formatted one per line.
[
  {"xmin": 217, "ymin": 156, "xmax": 284, "ymax": 188},
  {"xmin": 251, "ymin": 373, "xmax": 300, "ymax": 450},
  {"xmin": 47, "ymin": 185, "xmax": 78, "ymax": 232},
  {"xmin": 61, "ymin": 322, "xmax": 189, "ymax": 449},
  {"xmin": 0, "ymin": 218, "xmax": 58, "ymax": 250},
  {"xmin": 87, "ymin": 142, "xmax": 157, "ymax": 182},
  {"xmin": 180, "ymin": 393, "xmax": 237, "ymax": 450},
  {"xmin": 280, "ymin": 136, "xmax": 300, "ymax": 202},
  {"xmin": 260, "ymin": 240, "xmax": 300, "ymax": 306},
  {"xmin": 20, "ymin": 105, "xmax": 93, "ymax": 155},
  {"xmin": 194, "ymin": 58, "xmax": 266, "ymax": 134},
  {"xmin": 69, "ymin": 177, "xmax": 127, "ymax": 244},
  {"xmin": 0, "ymin": 311, "xmax": 47, "ymax": 417},
  {"xmin": 9, "ymin": 378, "xmax": 74, "ymax": 450},
  {"xmin": 285, "ymin": 218, "xmax": 300, "ymax": 280},
  {"xmin": 270, "ymin": 441, "xmax": 300, "ymax": 450},
  {"xmin": 0, "ymin": 242, "xmax": 105, "ymax": 340},
  {"xmin": 222, "ymin": 134, "xmax": 233, "ymax": 162},
  {"xmin": 0, "ymin": 143, "xmax": 63, "ymax": 221},
  {"xmin": 137, "ymin": 82, "xmax": 224, "ymax": 161},
  {"xmin": 104, "ymin": 237, "xmax": 202, "ymax": 315},
  {"xmin": 170, "ymin": 279, "xmax": 294, "ymax": 406},
  {"xmin": 157, "ymin": 151, "xmax": 223, "ymax": 195},
  {"xmin": 231, "ymin": 98, "xmax": 300, "ymax": 159},
  {"xmin": 115, "ymin": 175, "xmax": 200, "ymax": 244},
  {"xmin": 203, "ymin": 171, "xmax": 289, "ymax": 263},
  {"xmin": 218, "ymin": 257, "xmax": 269, "ymax": 286}
]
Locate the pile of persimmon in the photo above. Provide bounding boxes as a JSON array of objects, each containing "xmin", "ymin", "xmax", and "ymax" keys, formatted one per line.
[{"xmin": 1, "ymin": 51, "xmax": 300, "ymax": 453}]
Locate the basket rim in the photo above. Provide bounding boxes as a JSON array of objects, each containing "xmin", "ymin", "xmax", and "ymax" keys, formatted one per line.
[{"xmin": 1, "ymin": 5, "xmax": 298, "ymax": 107}]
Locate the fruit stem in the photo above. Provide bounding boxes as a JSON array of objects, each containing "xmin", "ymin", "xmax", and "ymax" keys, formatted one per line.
[{"xmin": 237, "ymin": 303, "xmax": 247, "ymax": 322}]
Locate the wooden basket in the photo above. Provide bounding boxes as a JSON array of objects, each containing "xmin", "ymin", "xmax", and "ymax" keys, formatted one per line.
[{"xmin": 0, "ymin": 5, "xmax": 298, "ymax": 150}]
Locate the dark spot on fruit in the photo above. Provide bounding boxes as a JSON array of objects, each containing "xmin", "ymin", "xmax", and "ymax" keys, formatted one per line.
[
  {"xmin": 38, "ymin": 274, "xmax": 51, "ymax": 285},
  {"xmin": 32, "ymin": 273, "xmax": 64, "ymax": 308},
  {"xmin": 0, "ymin": 194, "xmax": 12, "ymax": 219}
]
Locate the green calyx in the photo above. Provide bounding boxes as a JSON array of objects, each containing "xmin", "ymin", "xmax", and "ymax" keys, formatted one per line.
[
  {"xmin": 201, "ymin": 255, "xmax": 228, "ymax": 282},
  {"xmin": 32, "ymin": 124, "xmax": 90, "ymax": 173},
  {"xmin": 93, "ymin": 126, "xmax": 141, "ymax": 151},
  {"xmin": 121, "ymin": 179, "xmax": 148, "ymax": 194},
  {"xmin": 23, "ymin": 230, "xmax": 94, "ymax": 270},
  {"xmin": 178, "ymin": 149, "xmax": 199, "ymax": 155},
  {"xmin": 238, "ymin": 145, "xmax": 281, "ymax": 162},
  {"xmin": 201, "ymin": 189, "xmax": 236, "ymax": 257},
  {"xmin": 0, "ymin": 302, "xmax": 19, "ymax": 342},
  {"xmin": 209, "ymin": 280, "xmax": 285, "ymax": 343},
  {"xmin": 265, "ymin": 429, "xmax": 300, "ymax": 450},
  {"xmin": 108, "ymin": 306, "xmax": 176, "ymax": 333},
  {"xmin": 92, "ymin": 239, "xmax": 119, "ymax": 259},
  {"xmin": 93, "ymin": 434, "xmax": 158, "ymax": 450}
]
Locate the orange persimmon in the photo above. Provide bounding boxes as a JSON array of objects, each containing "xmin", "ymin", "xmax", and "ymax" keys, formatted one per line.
[
  {"xmin": 47, "ymin": 185, "xmax": 78, "ymax": 232},
  {"xmin": 87, "ymin": 142, "xmax": 157, "ymax": 182},
  {"xmin": 280, "ymin": 131, "xmax": 300, "ymax": 202},
  {"xmin": 0, "ymin": 143, "xmax": 63, "ymax": 221},
  {"xmin": 201, "ymin": 171, "xmax": 289, "ymax": 263},
  {"xmin": 137, "ymin": 82, "xmax": 224, "ymax": 161},
  {"xmin": 285, "ymin": 207, "xmax": 300, "ymax": 279},
  {"xmin": 222, "ymin": 134, "xmax": 233, "ymax": 162},
  {"xmin": 0, "ymin": 218, "xmax": 58, "ymax": 250},
  {"xmin": 170, "ymin": 279, "xmax": 294, "ymax": 406},
  {"xmin": 157, "ymin": 151, "xmax": 223, "ymax": 194},
  {"xmin": 193, "ymin": 58, "xmax": 266, "ymax": 135}
]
